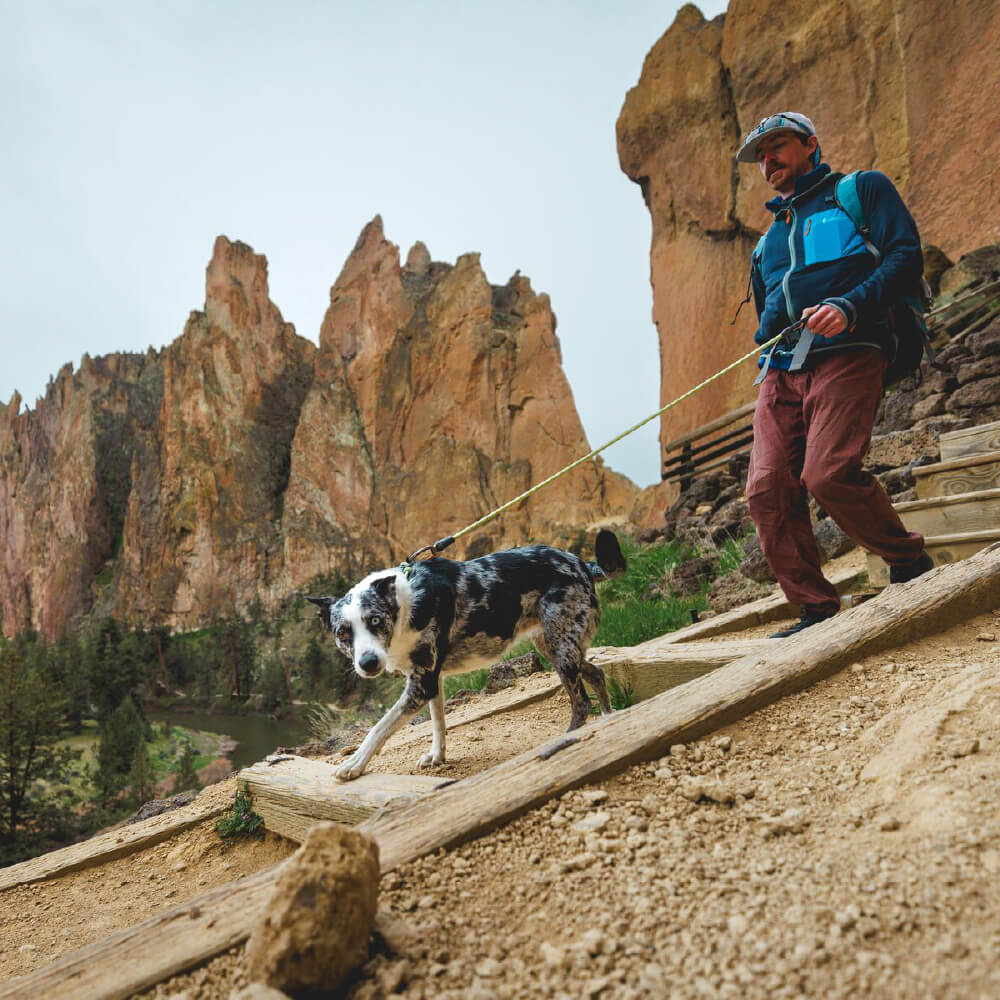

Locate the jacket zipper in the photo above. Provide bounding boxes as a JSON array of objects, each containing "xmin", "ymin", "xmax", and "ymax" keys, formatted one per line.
[{"xmin": 782, "ymin": 204, "xmax": 797, "ymax": 323}]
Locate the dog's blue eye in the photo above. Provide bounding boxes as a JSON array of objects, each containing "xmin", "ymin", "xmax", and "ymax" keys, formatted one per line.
[{"xmin": 367, "ymin": 615, "xmax": 382, "ymax": 629}]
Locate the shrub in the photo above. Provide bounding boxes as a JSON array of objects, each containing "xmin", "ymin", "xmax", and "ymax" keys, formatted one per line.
[{"xmin": 215, "ymin": 786, "xmax": 264, "ymax": 845}]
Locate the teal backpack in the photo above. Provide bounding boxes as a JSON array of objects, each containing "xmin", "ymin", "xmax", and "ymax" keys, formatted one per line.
[
  {"xmin": 743, "ymin": 171, "xmax": 938, "ymax": 387},
  {"xmin": 832, "ymin": 171, "xmax": 937, "ymax": 386}
]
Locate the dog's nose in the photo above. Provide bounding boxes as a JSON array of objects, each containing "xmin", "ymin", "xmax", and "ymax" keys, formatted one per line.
[{"xmin": 358, "ymin": 651, "xmax": 381, "ymax": 676}]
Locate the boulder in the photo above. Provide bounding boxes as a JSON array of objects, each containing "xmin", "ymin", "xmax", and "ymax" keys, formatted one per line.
[{"xmin": 245, "ymin": 823, "xmax": 380, "ymax": 993}]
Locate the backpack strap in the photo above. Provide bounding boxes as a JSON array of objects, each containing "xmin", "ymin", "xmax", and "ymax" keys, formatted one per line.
[
  {"xmin": 730, "ymin": 233, "xmax": 769, "ymax": 326},
  {"xmin": 834, "ymin": 172, "xmax": 881, "ymax": 263}
]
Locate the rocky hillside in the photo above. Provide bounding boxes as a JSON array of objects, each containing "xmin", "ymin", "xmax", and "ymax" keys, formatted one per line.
[
  {"xmin": 617, "ymin": 0, "xmax": 1000, "ymax": 456},
  {"xmin": 1, "ymin": 226, "xmax": 636, "ymax": 638}
]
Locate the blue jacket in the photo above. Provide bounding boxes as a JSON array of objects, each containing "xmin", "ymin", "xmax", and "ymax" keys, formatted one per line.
[{"xmin": 751, "ymin": 163, "xmax": 923, "ymax": 371}]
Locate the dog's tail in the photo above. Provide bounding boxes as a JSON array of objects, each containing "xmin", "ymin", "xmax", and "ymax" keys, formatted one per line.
[{"xmin": 587, "ymin": 529, "xmax": 627, "ymax": 582}]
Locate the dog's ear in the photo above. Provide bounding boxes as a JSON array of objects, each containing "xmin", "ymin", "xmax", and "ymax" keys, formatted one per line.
[
  {"xmin": 306, "ymin": 596, "xmax": 335, "ymax": 608},
  {"xmin": 372, "ymin": 575, "xmax": 396, "ymax": 603}
]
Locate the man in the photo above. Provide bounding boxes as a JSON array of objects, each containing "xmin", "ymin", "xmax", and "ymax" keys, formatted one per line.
[{"xmin": 736, "ymin": 112, "xmax": 932, "ymax": 638}]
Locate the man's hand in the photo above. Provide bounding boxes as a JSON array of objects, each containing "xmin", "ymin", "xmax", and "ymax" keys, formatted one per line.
[{"xmin": 801, "ymin": 303, "xmax": 848, "ymax": 339}]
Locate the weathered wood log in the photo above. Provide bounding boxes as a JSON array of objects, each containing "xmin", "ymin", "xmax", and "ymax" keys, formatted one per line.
[
  {"xmin": 914, "ymin": 449, "xmax": 1000, "ymax": 498},
  {"xmin": 588, "ymin": 639, "xmax": 773, "ymax": 701},
  {"xmin": 647, "ymin": 564, "xmax": 865, "ymax": 644},
  {"xmin": 239, "ymin": 759, "xmax": 444, "ymax": 843},
  {"xmin": 867, "ymin": 528, "xmax": 1000, "ymax": 586},
  {"xmin": 7, "ymin": 542, "xmax": 999, "ymax": 1000},
  {"xmin": 0, "ymin": 797, "xmax": 225, "ymax": 893},
  {"xmin": 890, "ymin": 488, "xmax": 1000, "ymax": 538},
  {"xmin": 939, "ymin": 419, "xmax": 1000, "ymax": 462}
]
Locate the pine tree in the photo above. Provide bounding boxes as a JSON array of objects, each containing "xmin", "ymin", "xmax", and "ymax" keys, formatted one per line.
[
  {"xmin": 96, "ymin": 696, "xmax": 144, "ymax": 801},
  {"xmin": 0, "ymin": 641, "xmax": 77, "ymax": 859},
  {"xmin": 128, "ymin": 740, "xmax": 156, "ymax": 807},
  {"xmin": 173, "ymin": 740, "xmax": 200, "ymax": 793}
]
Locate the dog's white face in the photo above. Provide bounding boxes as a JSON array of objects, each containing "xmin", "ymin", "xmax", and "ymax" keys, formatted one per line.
[{"xmin": 310, "ymin": 570, "xmax": 407, "ymax": 679}]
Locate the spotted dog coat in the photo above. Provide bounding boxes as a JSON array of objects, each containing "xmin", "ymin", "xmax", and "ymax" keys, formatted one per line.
[{"xmin": 308, "ymin": 530, "xmax": 627, "ymax": 781}]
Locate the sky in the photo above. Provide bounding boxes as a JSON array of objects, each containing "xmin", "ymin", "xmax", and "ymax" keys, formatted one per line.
[{"xmin": 1, "ymin": 1, "xmax": 728, "ymax": 487}]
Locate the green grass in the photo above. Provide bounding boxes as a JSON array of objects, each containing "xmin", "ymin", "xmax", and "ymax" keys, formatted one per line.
[
  {"xmin": 593, "ymin": 594, "xmax": 706, "ymax": 648},
  {"xmin": 589, "ymin": 536, "xmax": 710, "ymax": 649},
  {"xmin": 443, "ymin": 668, "xmax": 491, "ymax": 699}
]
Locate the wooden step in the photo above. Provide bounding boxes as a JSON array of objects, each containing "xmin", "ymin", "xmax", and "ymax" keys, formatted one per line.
[
  {"xmin": 913, "ymin": 449, "xmax": 1000, "ymax": 498},
  {"xmin": 939, "ymin": 419, "xmax": 1000, "ymax": 462},
  {"xmin": 866, "ymin": 528, "xmax": 1000, "ymax": 586},
  {"xmin": 889, "ymin": 488, "xmax": 1000, "ymax": 538},
  {"xmin": 587, "ymin": 639, "xmax": 774, "ymax": 702},
  {"xmin": 238, "ymin": 757, "xmax": 443, "ymax": 843}
]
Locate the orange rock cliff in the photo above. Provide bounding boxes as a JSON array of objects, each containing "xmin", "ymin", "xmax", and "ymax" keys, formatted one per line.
[
  {"xmin": 617, "ymin": 0, "xmax": 1000, "ymax": 460},
  {"xmin": 1, "ymin": 227, "xmax": 636, "ymax": 637}
]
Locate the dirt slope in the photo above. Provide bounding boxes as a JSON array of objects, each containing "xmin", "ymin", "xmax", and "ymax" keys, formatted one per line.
[{"xmin": 3, "ymin": 604, "xmax": 1000, "ymax": 999}]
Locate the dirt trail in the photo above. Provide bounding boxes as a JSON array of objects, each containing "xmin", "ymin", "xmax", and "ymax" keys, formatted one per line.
[{"xmin": 3, "ymin": 599, "xmax": 1000, "ymax": 999}]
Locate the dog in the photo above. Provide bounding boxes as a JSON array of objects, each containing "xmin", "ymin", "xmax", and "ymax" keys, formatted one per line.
[{"xmin": 307, "ymin": 529, "xmax": 627, "ymax": 781}]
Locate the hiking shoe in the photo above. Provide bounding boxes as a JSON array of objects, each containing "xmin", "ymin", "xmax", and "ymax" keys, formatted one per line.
[
  {"xmin": 888, "ymin": 551, "xmax": 934, "ymax": 584},
  {"xmin": 769, "ymin": 610, "xmax": 836, "ymax": 639}
]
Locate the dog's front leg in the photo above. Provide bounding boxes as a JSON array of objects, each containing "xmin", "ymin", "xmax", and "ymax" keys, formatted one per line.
[
  {"xmin": 419, "ymin": 686, "xmax": 446, "ymax": 768},
  {"xmin": 335, "ymin": 677, "xmax": 428, "ymax": 781}
]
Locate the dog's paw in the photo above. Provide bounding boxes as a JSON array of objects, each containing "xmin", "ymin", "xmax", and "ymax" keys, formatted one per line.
[
  {"xmin": 335, "ymin": 758, "xmax": 366, "ymax": 781},
  {"xmin": 418, "ymin": 751, "xmax": 445, "ymax": 769}
]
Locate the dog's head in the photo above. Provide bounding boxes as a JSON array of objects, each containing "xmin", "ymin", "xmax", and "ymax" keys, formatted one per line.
[{"xmin": 307, "ymin": 570, "xmax": 401, "ymax": 679}]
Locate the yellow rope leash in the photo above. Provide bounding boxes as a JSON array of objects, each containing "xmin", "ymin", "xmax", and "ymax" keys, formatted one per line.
[{"xmin": 405, "ymin": 329, "xmax": 789, "ymax": 562}]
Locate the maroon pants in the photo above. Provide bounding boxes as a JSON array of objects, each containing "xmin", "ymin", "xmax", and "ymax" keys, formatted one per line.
[{"xmin": 746, "ymin": 349, "xmax": 924, "ymax": 615}]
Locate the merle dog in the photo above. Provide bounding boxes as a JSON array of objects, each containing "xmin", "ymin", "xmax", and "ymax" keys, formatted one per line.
[{"xmin": 308, "ymin": 530, "xmax": 627, "ymax": 780}]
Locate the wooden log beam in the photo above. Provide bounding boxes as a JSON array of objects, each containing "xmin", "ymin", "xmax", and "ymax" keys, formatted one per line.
[
  {"xmin": 648, "ymin": 564, "xmax": 865, "ymax": 644},
  {"xmin": 939, "ymin": 419, "xmax": 1000, "ymax": 462},
  {"xmin": 588, "ymin": 639, "xmax": 773, "ymax": 701},
  {"xmin": 0, "ymin": 797, "xmax": 226, "ymax": 893},
  {"xmin": 7, "ymin": 542, "xmax": 999, "ymax": 1000},
  {"xmin": 239, "ymin": 759, "xmax": 444, "ymax": 843},
  {"xmin": 914, "ymin": 449, "xmax": 1000, "ymax": 498}
]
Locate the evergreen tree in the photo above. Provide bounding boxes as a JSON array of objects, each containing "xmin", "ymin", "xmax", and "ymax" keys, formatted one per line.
[
  {"xmin": 0, "ymin": 641, "xmax": 77, "ymax": 858},
  {"xmin": 173, "ymin": 739, "xmax": 200, "ymax": 793},
  {"xmin": 128, "ymin": 740, "xmax": 156, "ymax": 807},
  {"xmin": 96, "ymin": 696, "xmax": 144, "ymax": 801}
]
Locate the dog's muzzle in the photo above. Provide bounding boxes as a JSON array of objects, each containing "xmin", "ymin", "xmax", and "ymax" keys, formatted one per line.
[{"xmin": 358, "ymin": 651, "xmax": 381, "ymax": 677}]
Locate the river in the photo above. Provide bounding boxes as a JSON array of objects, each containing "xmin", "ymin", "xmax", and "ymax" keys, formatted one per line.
[{"xmin": 146, "ymin": 707, "xmax": 312, "ymax": 772}]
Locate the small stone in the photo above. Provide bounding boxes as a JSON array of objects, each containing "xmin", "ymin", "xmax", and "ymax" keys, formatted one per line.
[
  {"xmin": 475, "ymin": 958, "xmax": 502, "ymax": 978},
  {"xmin": 172, "ymin": 862, "xmax": 188, "ymax": 872},
  {"xmin": 581, "ymin": 790, "xmax": 609, "ymax": 805},
  {"xmin": 559, "ymin": 853, "xmax": 597, "ymax": 873},
  {"xmin": 669, "ymin": 744, "xmax": 687, "ymax": 758},
  {"xmin": 639, "ymin": 794, "xmax": 661, "ymax": 814},
  {"xmin": 727, "ymin": 914, "xmax": 749, "ymax": 936},
  {"xmin": 678, "ymin": 779, "xmax": 706, "ymax": 802},
  {"xmin": 879, "ymin": 815, "xmax": 901, "ymax": 832},
  {"xmin": 540, "ymin": 941, "xmax": 568, "ymax": 969},
  {"xmin": 976, "ymin": 632, "xmax": 996, "ymax": 642},
  {"xmin": 948, "ymin": 738, "xmax": 980, "ymax": 758},
  {"xmin": 579, "ymin": 928, "xmax": 604, "ymax": 956},
  {"xmin": 571, "ymin": 812, "xmax": 610, "ymax": 834},
  {"xmin": 713, "ymin": 735, "xmax": 733, "ymax": 752}
]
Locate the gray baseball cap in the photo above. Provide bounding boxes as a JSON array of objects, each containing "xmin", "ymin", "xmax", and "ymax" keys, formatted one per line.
[{"xmin": 736, "ymin": 112, "xmax": 817, "ymax": 163}]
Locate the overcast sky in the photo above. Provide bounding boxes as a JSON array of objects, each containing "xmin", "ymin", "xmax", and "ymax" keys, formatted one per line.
[{"xmin": 1, "ymin": 1, "xmax": 728, "ymax": 486}]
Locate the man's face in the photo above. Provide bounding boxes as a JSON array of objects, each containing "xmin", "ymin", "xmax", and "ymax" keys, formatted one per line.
[{"xmin": 756, "ymin": 131, "xmax": 818, "ymax": 195}]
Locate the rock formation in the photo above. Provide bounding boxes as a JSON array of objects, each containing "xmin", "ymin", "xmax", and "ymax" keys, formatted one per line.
[
  {"xmin": 1, "ymin": 228, "xmax": 637, "ymax": 638},
  {"xmin": 617, "ymin": 0, "xmax": 1000, "ymax": 463},
  {"xmin": 281, "ymin": 218, "xmax": 636, "ymax": 589}
]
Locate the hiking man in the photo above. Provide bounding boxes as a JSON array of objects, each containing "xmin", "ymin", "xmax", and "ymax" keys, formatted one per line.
[{"xmin": 736, "ymin": 112, "xmax": 932, "ymax": 638}]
